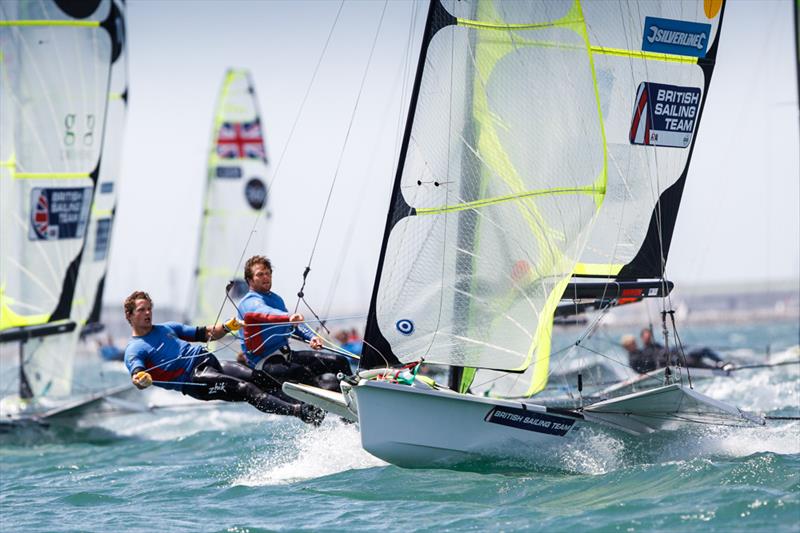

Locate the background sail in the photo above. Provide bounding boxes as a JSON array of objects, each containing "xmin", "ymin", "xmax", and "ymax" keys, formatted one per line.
[
  {"xmin": 0, "ymin": 0, "xmax": 114, "ymax": 397},
  {"xmin": 361, "ymin": 0, "xmax": 610, "ymax": 374},
  {"xmin": 188, "ymin": 69, "xmax": 271, "ymax": 328},
  {"xmin": 470, "ymin": 0, "xmax": 727, "ymax": 398},
  {"xmin": 74, "ymin": 0, "xmax": 129, "ymax": 332}
]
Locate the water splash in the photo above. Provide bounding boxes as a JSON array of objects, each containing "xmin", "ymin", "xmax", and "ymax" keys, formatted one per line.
[{"xmin": 233, "ymin": 421, "xmax": 384, "ymax": 486}]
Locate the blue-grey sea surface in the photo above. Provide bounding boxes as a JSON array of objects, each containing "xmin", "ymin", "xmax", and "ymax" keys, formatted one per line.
[{"xmin": 1, "ymin": 320, "xmax": 798, "ymax": 532}]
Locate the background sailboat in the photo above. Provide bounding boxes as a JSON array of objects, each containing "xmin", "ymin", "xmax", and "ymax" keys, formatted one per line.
[
  {"xmin": 0, "ymin": 0, "xmax": 130, "ymax": 424},
  {"xmin": 73, "ymin": 0, "xmax": 130, "ymax": 341},
  {"xmin": 187, "ymin": 68, "xmax": 271, "ymax": 355}
]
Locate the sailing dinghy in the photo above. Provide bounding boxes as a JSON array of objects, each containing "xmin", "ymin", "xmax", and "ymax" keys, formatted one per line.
[
  {"xmin": 0, "ymin": 0, "xmax": 132, "ymax": 426},
  {"xmin": 285, "ymin": 0, "xmax": 766, "ymax": 467},
  {"xmin": 186, "ymin": 69, "xmax": 271, "ymax": 358}
]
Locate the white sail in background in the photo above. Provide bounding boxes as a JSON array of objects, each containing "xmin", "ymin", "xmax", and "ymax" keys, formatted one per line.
[
  {"xmin": 0, "ymin": 0, "xmax": 115, "ymax": 399},
  {"xmin": 188, "ymin": 69, "xmax": 271, "ymax": 328},
  {"xmin": 72, "ymin": 0, "xmax": 129, "ymax": 332}
]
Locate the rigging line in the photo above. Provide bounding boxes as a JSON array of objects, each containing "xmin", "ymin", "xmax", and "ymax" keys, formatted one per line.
[
  {"xmin": 732, "ymin": 361, "xmax": 800, "ymax": 371},
  {"xmin": 319, "ymin": 48, "xmax": 413, "ymax": 322},
  {"xmin": 210, "ymin": 0, "xmax": 346, "ymax": 327},
  {"xmin": 667, "ymin": 309, "xmax": 692, "ymax": 388},
  {"xmin": 320, "ymin": 0, "xmax": 421, "ymax": 321},
  {"xmin": 359, "ymin": 337, "xmax": 392, "ymax": 371},
  {"xmin": 573, "ymin": 343, "xmax": 637, "ymax": 372},
  {"xmin": 320, "ymin": 2, "xmax": 421, "ymax": 323},
  {"xmin": 294, "ymin": 0, "xmax": 390, "ymax": 314},
  {"xmin": 297, "ymin": 296, "xmax": 330, "ymax": 335},
  {"xmin": 242, "ymin": 313, "xmax": 367, "ymax": 327}
]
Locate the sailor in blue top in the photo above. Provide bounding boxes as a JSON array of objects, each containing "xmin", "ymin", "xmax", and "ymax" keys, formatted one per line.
[
  {"xmin": 236, "ymin": 256, "xmax": 352, "ymax": 390},
  {"xmin": 123, "ymin": 290, "xmax": 324, "ymax": 425}
]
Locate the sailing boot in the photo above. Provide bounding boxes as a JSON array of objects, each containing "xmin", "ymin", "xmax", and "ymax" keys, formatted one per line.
[{"xmin": 296, "ymin": 403, "xmax": 325, "ymax": 427}]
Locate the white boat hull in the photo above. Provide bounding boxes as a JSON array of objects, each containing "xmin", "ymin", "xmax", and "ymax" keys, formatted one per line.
[
  {"xmin": 347, "ymin": 379, "xmax": 764, "ymax": 468},
  {"xmin": 352, "ymin": 380, "xmax": 582, "ymax": 468}
]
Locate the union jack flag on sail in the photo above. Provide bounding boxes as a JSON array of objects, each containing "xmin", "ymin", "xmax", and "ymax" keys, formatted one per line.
[
  {"xmin": 216, "ymin": 120, "xmax": 266, "ymax": 160},
  {"xmin": 32, "ymin": 191, "xmax": 51, "ymax": 239}
]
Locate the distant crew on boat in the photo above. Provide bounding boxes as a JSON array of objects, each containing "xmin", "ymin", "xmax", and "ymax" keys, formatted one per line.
[{"xmin": 622, "ymin": 327, "xmax": 732, "ymax": 374}]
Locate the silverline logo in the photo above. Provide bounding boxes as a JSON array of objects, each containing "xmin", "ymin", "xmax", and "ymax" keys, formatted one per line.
[{"xmin": 646, "ymin": 25, "xmax": 707, "ymax": 50}]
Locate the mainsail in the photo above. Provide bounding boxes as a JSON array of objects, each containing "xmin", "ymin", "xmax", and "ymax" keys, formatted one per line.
[
  {"xmin": 0, "ymin": 0, "xmax": 116, "ymax": 399},
  {"xmin": 360, "ymin": 0, "xmax": 725, "ymax": 399},
  {"xmin": 361, "ymin": 0, "xmax": 609, "ymax": 382},
  {"xmin": 188, "ymin": 69, "xmax": 271, "ymax": 327}
]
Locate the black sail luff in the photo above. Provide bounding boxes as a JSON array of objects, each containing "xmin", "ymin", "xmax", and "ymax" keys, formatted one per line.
[{"xmin": 360, "ymin": 0, "xmax": 456, "ymax": 370}]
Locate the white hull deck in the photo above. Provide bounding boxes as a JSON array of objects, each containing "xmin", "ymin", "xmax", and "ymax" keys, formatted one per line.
[
  {"xmin": 352, "ymin": 380, "xmax": 583, "ymax": 468},
  {"xmin": 285, "ymin": 377, "xmax": 765, "ymax": 469},
  {"xmin": 0, "ymin": 384, "xmax": 135, "ymax": 427}
]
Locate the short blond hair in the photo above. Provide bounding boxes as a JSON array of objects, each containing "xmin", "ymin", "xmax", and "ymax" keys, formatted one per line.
[{"xmin": 620, "ymin": 334, "xmax": 636, "ymax": 347}]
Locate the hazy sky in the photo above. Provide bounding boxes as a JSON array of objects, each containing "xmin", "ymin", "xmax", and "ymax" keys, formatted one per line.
[{"xmin": 106, "ymin": 0, "xmax": 799, "ymax": 320}]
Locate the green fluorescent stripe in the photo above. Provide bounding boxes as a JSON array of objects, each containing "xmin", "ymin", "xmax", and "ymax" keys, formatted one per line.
[
  {"xmin": 457, "ymin": 18, "xmax": 697, "ymax": 65},
  {"xmin": 0, "ymin": 20, "xmax": 100, "ymax": 27},
  {"xmin": 457, "ymin": 17, "xmax": 581, "ymax": 31},
  {"xmin": 416, "ymin": 185, "xmax": 604, "ymax": 216},
  {"xmin": 206, "ymin": 70, "xmax": 239, "ymax": 168},
  {"xmin": 575, "ymin": 0, "xmax": 609, "ymax": 208},
  {"xmin": 590, "ymin": 45, "xmax": 697, "ymax": 64},
  {"xmin": 573, "ymin": 262, "xmax": 624, "ymax": 276},
  {"xmin": 197, "ymin": 267, "xmax": 236, "ymax": 277},
  {"xmin": 14, "ymin": 172, "xmax": 90, "ymax": 179},
  {"xmin": 92, "ymin": 208, "xmax": 112, "ymax": 217}
]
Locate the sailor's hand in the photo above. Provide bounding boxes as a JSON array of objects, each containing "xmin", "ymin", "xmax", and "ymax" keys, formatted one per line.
[
  {"xmin": 289, "ymin": 313, "xmax": 304, "ymax": 323},
  {"xmin": 309, "ymin": 336, "xmax": 323, "ymax": 350},
  {"xmin": 132, "ymin": 371, "xmax": 153, "ymax": 389},
  {"xmin": 223, "ymin": 316, "xmax": 243, "ymax": 333}
]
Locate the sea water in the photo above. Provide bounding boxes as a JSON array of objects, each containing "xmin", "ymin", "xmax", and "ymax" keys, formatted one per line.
[{"xmin": 1, "ymin": 321, "xmax": 797, "ymax": 532}]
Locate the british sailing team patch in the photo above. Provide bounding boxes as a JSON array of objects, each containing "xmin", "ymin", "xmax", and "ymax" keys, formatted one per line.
[
  {"xmin": 641, "ymin": 16, "xmax": 711, "ymax": 57},
  {"xmin": 29, "ymin": 187, "xmax": 92, "ymax": 240},
  {"xmin": 629, "ymin": 82, "xmax": 701, "ymax": 148},
  {"xmin": 485, "ymin": 406, "xmax": 574, "ymax": 436}
]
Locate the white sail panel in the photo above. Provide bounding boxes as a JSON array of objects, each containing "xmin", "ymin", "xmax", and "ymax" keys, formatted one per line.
[
  {"xmin": 72, "ymin": 0, "xmax": 128, "ymax": 328},
  {"xmin": 0, "ymin": 20, "xmax": 112, "ymax": 333},
  {"xmin": 189, "ymin": 69, "xmax": 271, "ymax": 327},
  {"xmin": 20, "ymin": 330, "xmax": 80, "ymax": 398},
  {"xmin": 575, "ymin": 1, "xmax": 723, "ymax": 275},
  {"xmin": 469, "ymin": 0, "xmax": 725, "ymax": 398},
  {"xmin": 373, "ymin": 2, "xmax": 608, "ymax": 372}
]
